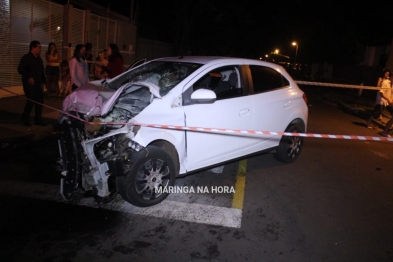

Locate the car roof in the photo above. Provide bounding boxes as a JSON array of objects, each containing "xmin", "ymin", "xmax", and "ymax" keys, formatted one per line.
[
  {"xmin": 150, "ymin": 56, "xmax": 281, "ymax": 68},
  {"xmin": 151, "ymin": 56, "xmax": 227, "ymax": 64}
]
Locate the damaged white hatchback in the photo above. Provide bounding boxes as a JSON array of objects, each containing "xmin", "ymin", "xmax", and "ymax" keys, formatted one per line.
[{"xmin": 58, "ymin": 56, "xmax": 308, "ymax": 207}]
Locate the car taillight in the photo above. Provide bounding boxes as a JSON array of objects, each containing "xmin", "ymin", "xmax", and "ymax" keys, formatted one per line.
[{"xmin": 302, "ymin": 93, "xmax": 308, "ymax": 106}]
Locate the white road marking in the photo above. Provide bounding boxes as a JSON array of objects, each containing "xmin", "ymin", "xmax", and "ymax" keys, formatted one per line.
[
  {"xmin": 371, "ymin": 151, "xmax": 391, "ymax": 160},
  {"xmin": 0, "ymin": 179, "xmax": 242, "ymax": 228}
]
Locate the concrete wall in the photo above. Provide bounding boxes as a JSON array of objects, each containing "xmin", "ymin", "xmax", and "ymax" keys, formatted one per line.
[
  {"xmin": 385, "ymin": 40, "xmax": 393, "ymax": 71},
  {"xmin": 116, "ymin": 20, "xmax": 137, "ymax": 65},
  {"xmin": 135, "ymin": 38, "xmax": 174, "ymax": 61}
]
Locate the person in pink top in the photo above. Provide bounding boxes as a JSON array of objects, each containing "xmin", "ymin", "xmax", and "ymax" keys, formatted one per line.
[
  {"xmin": 101, "ymin": 43, "xmax": 124, "ymax": 79},
  {"xmin": 69, "ymin": 44, "xmax": 89, "ymax": 91}
]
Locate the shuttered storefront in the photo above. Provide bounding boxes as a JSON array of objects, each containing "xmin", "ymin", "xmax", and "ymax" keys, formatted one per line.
[
  {"xmin": 69, "ymin": 7, "xmax": 84, "ymax": 56},
  {"xmin": 89, "ymin": 13, "xmax": 116, "ymax": 60},
  {"xmin": 2, "ymin": 0, "xmax": 63, "ymax": 88},
  {"xmin": 0, "ymin": 0, "xmax": 117, "ymax": 89}
]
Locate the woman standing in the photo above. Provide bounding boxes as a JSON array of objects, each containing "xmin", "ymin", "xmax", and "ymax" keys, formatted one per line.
[
  {"xmin": 69, "ymin": 44, "xmax": 89, "ymax": 91},
  {"xmin": 45, "ymin": 42, "xmax": 61, "ymax": 98},
  {"xmin": 377, "ymin": 69, "xmax": 391, "ymax": 87},
  {"xmin": 101, "ymin": 43, "xmax": 124, "ymax": 79}
]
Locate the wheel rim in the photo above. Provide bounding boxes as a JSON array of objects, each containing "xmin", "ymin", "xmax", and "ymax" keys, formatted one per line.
[
  {"xmin": 135, "ymin": 158, "xmax": 171, "ymax": 200},
  {"xmin": 286, "ymin": 135, "xmax": 302, "ymax": 159}
]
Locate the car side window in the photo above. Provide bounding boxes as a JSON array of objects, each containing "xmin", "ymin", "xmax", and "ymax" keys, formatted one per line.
[
  {"xmin": 183, "ymin": 66, "xmax": 245, "ymax": 105},
  {"xmin": 249, "ymin": 65, "xmax": 289, "ymax": 94},
  {"xmin": 197, "ymin": 66, "xmax": 244, "ymax": 100}
]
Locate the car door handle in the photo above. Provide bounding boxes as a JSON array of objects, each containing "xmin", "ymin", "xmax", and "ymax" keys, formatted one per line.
[
  {"xmin": 239, "ymin": 108, "xmax": 250, "ymax": 116},
  {"xmin": 284, "ymin": 101, "xmax": 292, "ymax": 108}
]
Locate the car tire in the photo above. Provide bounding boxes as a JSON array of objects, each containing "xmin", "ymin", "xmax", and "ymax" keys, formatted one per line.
[
  {"xmin": 116, "ymin": 175, "xmax": 129, "ymax": 202},
  {"xmin": 273, "ymin": 124, "xmax": 304, "ymax": 163},
  {"xmin": 121, "ymin": 145, "xmax": 176, "ymax": 207},
  {"xmin": 59, "ymin": 116, "xmax": 84, "ymax": 199}
]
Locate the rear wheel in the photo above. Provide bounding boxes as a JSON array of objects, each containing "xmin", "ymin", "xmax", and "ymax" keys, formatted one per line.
[
  {"xmin": 274, "ymin": 124, "xmax": 304, "ymax": 163},
  {"xmin": 117, "ymin": 146, "xmax": 176, "ymax": 207}
]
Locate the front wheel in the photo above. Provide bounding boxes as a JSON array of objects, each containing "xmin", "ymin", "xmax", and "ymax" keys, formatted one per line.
[
  {"xmin": 274, "ymin": 124, "xmax": 304, "ymax": 163},
  {"xmin": 118, "ymin": 146, "xmax": 176, "ymax": 207},
  {"xmin": 59, "ymin": 117, "xmax": 84, "ymax": 199}
]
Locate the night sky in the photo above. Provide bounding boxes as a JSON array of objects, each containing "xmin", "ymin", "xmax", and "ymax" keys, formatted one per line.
[{"xmin": 87, "ymin": 0, "xmax": 392, "ymax": 64}]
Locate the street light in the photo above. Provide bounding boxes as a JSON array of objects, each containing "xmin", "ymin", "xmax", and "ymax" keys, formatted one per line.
[
  {"xmin": 292, "ymin": 41, "xmax": 298, "ymax": 64},
  {"xmin": 274, "ymin": 49, "xmax": 279, "ymax": 54}
]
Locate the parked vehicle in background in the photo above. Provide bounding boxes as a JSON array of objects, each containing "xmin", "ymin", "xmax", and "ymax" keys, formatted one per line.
[
  {"xmin": 263, "ymin": 53, "xmax": 291, "ymax": 68},
  {"xmin": 58, "ymin": 56, "xmax": 308, "ymax": 207}
]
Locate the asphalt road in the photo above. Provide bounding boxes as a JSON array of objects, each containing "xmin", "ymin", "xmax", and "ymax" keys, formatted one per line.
[{"xmin": 0, "ymin": 86, "xmax": 393, "ymax": 261}]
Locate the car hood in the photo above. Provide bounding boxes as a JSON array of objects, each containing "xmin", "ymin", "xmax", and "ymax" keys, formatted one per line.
[{"xmin": 62, "ymin": 81, "xmax": 162, "ymax": 117}]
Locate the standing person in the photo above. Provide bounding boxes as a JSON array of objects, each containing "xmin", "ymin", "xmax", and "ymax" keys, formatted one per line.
[
  {"xmin": 380, "ymin": 105, "xmax": 393, "ymax": 137},
  {"xmin": 17, "ymin": 40, "xmax": 47, "ymax": 126},
  {"xmin": 377, "ymin": 69, "xmax": 391, "ymax": 88},
  {"xmin": 377, "ymin": 69, "xmax": 392, "ymax": 121},
  {"xmin": 45, "ymin": 42, "xmax": 61, "ymax": 98},
  {"xmin": 59, "ymin": 59, "xmax": 71, "ymax": 97},
  {"xmin": 69, "ymin": 44, "xmax": 89, "ymax": 91},
  {"xmin": 366, "ymin": 70, "xmax": 392, "ymax": 129},
  {"xmin": 101, "ymin": 43, "xmax": 124, "ymax": 79}
]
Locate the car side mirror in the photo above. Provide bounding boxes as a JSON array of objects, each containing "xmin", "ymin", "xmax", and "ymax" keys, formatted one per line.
[{"xmin": 191, "ymin": 88, "xmax": 216, "ymax": 104}]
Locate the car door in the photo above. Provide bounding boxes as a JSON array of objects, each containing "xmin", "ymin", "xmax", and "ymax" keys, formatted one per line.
[
  {"xmin": 182, "ymin": 65, "xmax": 256, "ymax": 172},
  {"xmin": 247, "ymin": 64, "xmax": 294, "ymax": 149}
]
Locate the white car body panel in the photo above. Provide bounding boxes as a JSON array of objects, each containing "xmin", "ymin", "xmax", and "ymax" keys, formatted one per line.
[
  {"xmin": 59, "ymin": 55, "xmax": 308, "ymax": 206},
  {"xmin": 65, "ymin": 54, "xmax": 307, "ymax": 174},
  {"xmin": 183, "ymin": 95, "xmax": 255, "ymax": 171},
  {"xmin": 131, "ymin": 92, "xmax": 187, "ymax": 173},
  {"xmin": 251, "ymin": 87, "xmax": 300, "ymax": 149}
]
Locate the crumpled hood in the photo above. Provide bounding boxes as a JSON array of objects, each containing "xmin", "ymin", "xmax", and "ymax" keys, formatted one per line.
[{"xmin": 62, "ymin": 81, "xmax": 162, "ymax": 116}]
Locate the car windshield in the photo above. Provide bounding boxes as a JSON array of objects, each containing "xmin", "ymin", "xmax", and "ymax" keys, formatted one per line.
[{"xmin": 105, "ymin": 61, "xmax": 203, "ymax": 96}]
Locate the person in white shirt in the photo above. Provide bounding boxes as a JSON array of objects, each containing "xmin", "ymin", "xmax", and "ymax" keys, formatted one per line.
[
  {"xmin": 69, "ymin": 44, "xmax": 89, "ymax": 91},
  {"xmin": 379, "ymin": 70, "xmax": 393, "ymax": 137},
  {"xmin": 377, "ymin": 69, "xmax": 391, "ymax": 87},
  {"xmin": 366, "ymin": 70, "xmax": 392, "ymax": 129}
]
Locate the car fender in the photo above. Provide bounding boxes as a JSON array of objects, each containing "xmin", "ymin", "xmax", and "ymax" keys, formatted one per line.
[
  {"xmin": 132, "ymin": 127, "xmax": 187, "ymax": 174},
  {"xmin": 282, "ymin": 108, "xmax": 308, "ymax": 132}
]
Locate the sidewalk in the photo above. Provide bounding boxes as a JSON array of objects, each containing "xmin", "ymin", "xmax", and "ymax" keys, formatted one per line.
[
  {"xmin": 0, "ymin": 86, "xmax": 24, "ymax": 99},
  {"xmin": 301, "ymin": 85, "xmax": 392, "ymax": 131},
  {"xmin": 0, "ymin": 93, "xmax": 63, "ymax": 151}
]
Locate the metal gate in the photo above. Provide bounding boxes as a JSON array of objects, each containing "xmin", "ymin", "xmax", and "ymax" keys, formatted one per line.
[
  {"xmin": 1, "ymin": 0, "xmax": 63, "ymax": 88},
  {"xmin": 0, "ymin": 0, "xmax": 116, "ymax": 89},
  {"xmin": 88, "ymin": 13, "xmax": 116, "ymax": 60}
]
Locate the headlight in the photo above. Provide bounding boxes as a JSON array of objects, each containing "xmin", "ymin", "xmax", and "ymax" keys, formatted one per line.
[{"xmin": 127, "ymin": 140, "xmax": 144, "ymax": 152}]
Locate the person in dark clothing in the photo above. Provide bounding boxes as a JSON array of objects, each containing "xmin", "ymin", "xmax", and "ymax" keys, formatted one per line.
[
  {"xmin": 101, "ymin": 43, "xmax": 124, "ymax": 78},
  {"xmin": 17, "ymin": 40, "xmax": 47, "ymax": 126}
]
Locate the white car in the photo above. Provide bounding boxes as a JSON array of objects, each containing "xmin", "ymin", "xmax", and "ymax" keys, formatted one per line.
[{"xmin": 58, "ymin": 56, "xmax": 308, "ymax": 207}]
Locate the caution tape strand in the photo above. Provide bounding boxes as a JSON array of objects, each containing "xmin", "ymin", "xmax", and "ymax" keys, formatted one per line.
[{"xmin": 1, "ymin": 86, "xmax": 392, "ymax": 142}]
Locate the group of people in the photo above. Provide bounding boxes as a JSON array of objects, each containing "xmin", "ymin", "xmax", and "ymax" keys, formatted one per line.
[
  {"xmin": 17, "ymin": 40, "xmax": 124, "ymax": 126},
  {"xmin": 366, "ymin": 68, "xmax": 393, "ymax": 138}
]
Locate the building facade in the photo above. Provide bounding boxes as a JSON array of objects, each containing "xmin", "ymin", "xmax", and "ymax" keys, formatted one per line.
[{"xmin": 0, "ymin": 0, "xmax": 137, "ymax": 88}]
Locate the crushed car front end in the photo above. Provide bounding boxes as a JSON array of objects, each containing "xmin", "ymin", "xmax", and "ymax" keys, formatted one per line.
[
  {"xmin": 58, "ymin": 83, "xmax": 153, "ymax": 203},
  {"xmin": 58, "ymin": 59, "xmax": 202, "ymax": 206}
]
